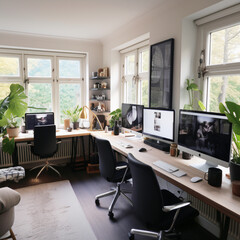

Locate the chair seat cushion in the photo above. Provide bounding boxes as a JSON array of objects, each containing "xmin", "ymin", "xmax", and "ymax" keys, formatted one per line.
[
  {"xmin": 110, "ymin": 161, "xmax": 132, "ymax": 183},
  {"xmin": 156, "ymin": 189, "xmax": 199, "ymax": 230},
  {"xmin": 0, "ymin": 187, "xmax": 21, "ymax": 213}
]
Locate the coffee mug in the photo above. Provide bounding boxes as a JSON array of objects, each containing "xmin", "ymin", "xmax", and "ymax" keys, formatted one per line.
[{"xmin": 204, "ymin": 167, "xmax": 222, "ymax": 187}]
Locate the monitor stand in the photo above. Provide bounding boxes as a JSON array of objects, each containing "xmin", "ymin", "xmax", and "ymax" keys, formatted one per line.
[
  {"xmin": 190, "ymin": 161, "xmax": 218, "ymax": 173},
  {"xmin": 144, "ymin": 138, "xmax": 170, "ymax": 152}
]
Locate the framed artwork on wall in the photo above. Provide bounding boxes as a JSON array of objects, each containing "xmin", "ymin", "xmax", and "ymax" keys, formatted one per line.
[{"xmin": 149, "ymin": 38, "xmax": 174, "ymax": 109}]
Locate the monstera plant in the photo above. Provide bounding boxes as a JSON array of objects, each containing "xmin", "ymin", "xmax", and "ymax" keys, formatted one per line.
[{"xmin": 0, "ymin": 84, "xmax": 28, "ymax": 154}]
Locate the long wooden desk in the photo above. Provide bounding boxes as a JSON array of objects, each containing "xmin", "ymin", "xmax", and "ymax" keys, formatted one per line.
[
  {"xmin": 12, "ymin": 129, "xmax": 90, "ymax": 167},
  {"xmin": 90, "ymin": 131, "xmax": 240, "ymax": 240}
]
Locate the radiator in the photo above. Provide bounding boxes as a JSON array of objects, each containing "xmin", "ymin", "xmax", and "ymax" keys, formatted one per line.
[
  {"xmin": 0, "ymin": 138, "xmax": 84, "ymax": 167},
  {"xmin": 187, "ymin": 194, "xmax": 240, "ymax": 240}
]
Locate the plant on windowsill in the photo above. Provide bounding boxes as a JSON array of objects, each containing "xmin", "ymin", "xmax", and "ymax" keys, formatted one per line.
[
  {"xmin": 62, "ymin": 105, "xmax": 82, "ymax": 129},
  {"xmin": 0, "ymin": 84, "xmax": 28, "ymax": 155},
  {"xmin": 184, "ymin": 78, "xmax": 205, "ymax": 111},
  {"xmin": 219, "ymin": 102, "xmax": 240, "ymax": 191}
]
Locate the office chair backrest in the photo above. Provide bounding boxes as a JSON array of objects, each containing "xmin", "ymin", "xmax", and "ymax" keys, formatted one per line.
[
  {"xmin": 127, "ymin": 153, "xmax": 164, "ymax": 227},
  {"xmin": 95, "ymin": 138, "xmax": 116, "ymax": 181},
  {"xmin": 33, "ymin": 125, "xmax": 57, "ymax": 158}
]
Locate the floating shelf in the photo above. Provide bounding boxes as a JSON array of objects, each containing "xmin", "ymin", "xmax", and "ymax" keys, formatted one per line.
[
  {"xmin": 90, "ymin": 88, "xmax": 110, "ymax": 91},
  {"xmin": 91, "ymin": 77, "xmax": 109, "ymax": 80},
  {"xmin": 89, "ymin": 99, "xmax": 110, "ymax": 102}
]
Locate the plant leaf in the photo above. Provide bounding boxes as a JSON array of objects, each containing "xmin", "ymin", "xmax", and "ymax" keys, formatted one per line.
[{"xmin": 2, "ymin": 137, "xmax": 15, "ymax": 155}]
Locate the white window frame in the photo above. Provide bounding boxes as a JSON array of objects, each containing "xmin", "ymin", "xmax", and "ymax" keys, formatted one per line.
[
  {"xmin": 0, "ymin": 48, "xmax": 86, "ymax": 128},
  {"xmin": 121, "ymin": 45, "xmax": 149, "ymax": 105},
  {"xmin": 197, "ymin": 10, "xmax": 240, "ymax": 111}
]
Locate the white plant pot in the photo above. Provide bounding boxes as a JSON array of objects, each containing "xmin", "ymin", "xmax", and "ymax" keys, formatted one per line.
[{"xmin": 7, "ymin": 127, "xmax": 19, "ymax": 138}]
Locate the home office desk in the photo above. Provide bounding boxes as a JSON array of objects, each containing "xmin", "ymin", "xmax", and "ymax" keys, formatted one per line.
[
  {"xmin": 12, "ymin": 129, "xmax": 90, "ymax": 167},
  {"xmin": 91, "ymin": 131, "xmax": 240, "ymax": 240}
]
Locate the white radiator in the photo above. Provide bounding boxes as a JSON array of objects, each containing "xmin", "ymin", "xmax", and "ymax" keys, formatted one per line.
[
  {"xmin": 0, "ymin": 138, "xmax": 85, "ymax": 167},
  {"xmin": 187, "ymin": 194, "xmax": 240, "ymax": 240}
]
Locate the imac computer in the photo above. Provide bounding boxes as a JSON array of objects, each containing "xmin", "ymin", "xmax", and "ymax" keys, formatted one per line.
[
  {"xmin": 143, "ymin": 108, "xmax": 175, "ymax": 151},
  {"xmin": 25, "ymin": 112, "xmax": 54, "ymax": 131},
  {"xmin": 122, "ymin": 103, "xmax": 144, "ymax": 133},
  {"xmin": 178, "ymin": 110, "xmax": 232, "ymax": 172}
]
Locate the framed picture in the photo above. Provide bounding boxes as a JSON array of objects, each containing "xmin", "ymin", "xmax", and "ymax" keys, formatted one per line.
[{"xmin": 149, "ymin": 38, "xmax": 174, "ymax": 109}]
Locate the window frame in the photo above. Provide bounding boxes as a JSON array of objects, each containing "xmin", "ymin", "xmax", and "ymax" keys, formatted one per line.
[
  {"xmin": 0, "ymin": 49, "xmax": 86, "ymax": 128},
  {"xmin": 198, "ymin": 11, "xmax": 240, "ymax": 111},
  {"xmin": 121, "ymin": 45, "xmax": 149, "ymax": 106}
]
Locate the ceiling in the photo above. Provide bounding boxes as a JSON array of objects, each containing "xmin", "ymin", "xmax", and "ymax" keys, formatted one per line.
[{"xmin": 0, "ymin": 0, "xmax": 164, "ymax": 40}]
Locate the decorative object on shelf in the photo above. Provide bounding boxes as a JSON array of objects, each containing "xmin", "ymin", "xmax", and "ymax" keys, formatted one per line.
[
  {"xmin": 91, "ymin": 94, "xmax": 96, "ymax": 99},
  {"xmin": 198, "ymin": 50, "xmax": 207, "ymax": 79},
  {"xmin": 90, "ymin": 103, "xmax": 95, "ymax": 110},
  {"xmin": 109, "ymin": 108, "xmax": 121, "ymax": 128},
  {"xmin": 98, "ymin": 68, "xmax": 103, "ymax": 77},
  {"xmin": 79, "ymin": 106, "xmax": 103, "ymax": 131},
  {"xmin": 62, "ymin": 105, "xmax": 82, "ymax": 130},
  {"xmin": 219, "ymin": 101, "xmax": 240, "ymax": 188},
  {"xmin": 92, "ymin": 72, "xmax": 98, "ymax": 78},
  {"xmin": 101, "ymin": 82, "xmax": 107, "ymax": 89},
  {"xmin": 93, "ymin": 83, "xmax": 101, "ymax": 89},
  {"xmin": 103, "ymin": 67, "xmax": 109, "ymax": 77},
  {"xmin": 149, "ymin": 38, "xmax": 174, "ymax": 109},
  {"xmin": 113, "ymin": 121, "xmax": 119, "ymax": 135},
  {"xmin": 184, "ymin": 78, "xmax": 205, "ymax": 111}
]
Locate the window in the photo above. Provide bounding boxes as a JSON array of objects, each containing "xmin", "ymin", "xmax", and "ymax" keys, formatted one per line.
[
  {"xmin": 57, "ymin": 58, "xmax": 82, "ymax": 123},
  {"xmin": 198, "ymin": 10, "xmax": 240, "ymax": 112},
  {"xmin": 0, "ymin": 50, "xmax": 85, "ymax": 127},
  {"xmin": 122, "ymin": 46, "xmax": 149, "ymax": 106}
]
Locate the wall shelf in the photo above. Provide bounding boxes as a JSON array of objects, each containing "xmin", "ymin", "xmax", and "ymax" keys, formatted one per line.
[
  {"xmin": 90, "ymin": 88, "xmax": 110, "ymax": 91},
  {"xmin": 89, "ymin": 99, "xmax": 110, "ymax": 102},
  {"xmin": 91, "ymin": 77, "xmax": 109, "ymax": 80}
]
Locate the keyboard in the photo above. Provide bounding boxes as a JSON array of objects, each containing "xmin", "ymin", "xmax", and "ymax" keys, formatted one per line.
[{"xmin": 153, "ymin": 160, "xmax": 179, "ymax": 173}]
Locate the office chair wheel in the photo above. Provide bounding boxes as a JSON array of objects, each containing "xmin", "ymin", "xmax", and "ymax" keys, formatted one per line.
[
  {"xmin": 95, "ymin": 199, "xmax": 100, "ymax": 206},
  {"xmin": 128, "ymin": 232, "xmax": 134, "ymax": 240},
  {"xmin": 108, "ymin": 211, "xmax": 114, "ymax": 219}
]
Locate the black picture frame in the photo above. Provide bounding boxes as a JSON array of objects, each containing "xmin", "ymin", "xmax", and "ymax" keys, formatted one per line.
[{"xmin": 149, "ymin": 38, "xmax": 174, "ymax": 109}]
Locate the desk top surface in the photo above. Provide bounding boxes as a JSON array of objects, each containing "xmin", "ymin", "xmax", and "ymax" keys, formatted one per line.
[
  {"xmin": 14, "ymin": 129, "xmax": 90, "ymax": 142},
  {"xmin": 91, "ymin": 131, "xmax": 240, "ymax": 222}
]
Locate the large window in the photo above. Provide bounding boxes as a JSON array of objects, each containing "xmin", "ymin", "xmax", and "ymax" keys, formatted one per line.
[
  {"xmin": 122, "ymin": 46, "xmax": 149, "ymax": 106},
  {"xmin": 0, "ymin": 50, "xmax": 85, "ymax": 126},
  {"xmin": 198, "ymin": 10, "xmax": 240, "ymax": 112}
]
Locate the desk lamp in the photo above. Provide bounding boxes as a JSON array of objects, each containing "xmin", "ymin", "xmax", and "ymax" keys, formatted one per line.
[{"xmin": 80, "ymin": 106, "xmax": 103, "ymax": 131}]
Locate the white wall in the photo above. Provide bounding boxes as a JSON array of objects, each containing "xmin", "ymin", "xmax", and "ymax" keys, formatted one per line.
[{"xmin": 101, "ymin": 0, "xmax": 228, "ymax": 114}]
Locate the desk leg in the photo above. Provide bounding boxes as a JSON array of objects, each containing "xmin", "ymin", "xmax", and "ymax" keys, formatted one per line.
[
  {"xmin": 12, "ymin": 142, "xmax": 18, "ymax": 166},
  {"xmin": 80, "ymin": 136, "xmax": 87, "ymax": 168},
  {"xmin": 71, "ymin": 137, "xmax": 78, "ymax": 165},
  {"xmin": 217, "ymin": 211, "xmax": 230, "ymax": 240}
]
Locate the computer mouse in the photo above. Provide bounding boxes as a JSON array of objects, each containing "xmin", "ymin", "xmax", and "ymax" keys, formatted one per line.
[
  {"xmin": 139, "ymin": 147, "xmax": 147, "ymax": 152},
  {"xmin": 190, "ymin": 177, "xmax": 203, "ymax": 183}
]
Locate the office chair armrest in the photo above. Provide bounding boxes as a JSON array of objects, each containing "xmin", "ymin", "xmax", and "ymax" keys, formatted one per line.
[
  {"xmin": 115, "ymin": 165, "xmax": 127, "ymax": 170},
  {"xmin": 162, "ymin": 201, "xmax": 190, "ymax": 212}
]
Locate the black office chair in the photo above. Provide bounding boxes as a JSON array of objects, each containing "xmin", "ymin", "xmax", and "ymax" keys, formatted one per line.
[
  {"xmin": 127, "ymin": 153, "xmax": 199, "ymax": 240},
  {"xmin": 95, "ymin": 138, "xmax": 132, "ymax": 218},
  {"xmin": 30, "ymin": 125, "xmax": 61, "ymax": 179}
]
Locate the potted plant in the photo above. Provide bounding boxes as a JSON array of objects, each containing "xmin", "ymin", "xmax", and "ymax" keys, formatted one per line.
[
  {"xmin": 109, "ymin": 108, "xmax": 121, "ymax": 135},
  {"xmin": 219, "ymin": 101, "xmax": 240, "ymax": 183},
  {"xmin": 62, "ymin": 105, "xmax": 82, "ymax": 129},
  {"xmin": 184, "ymin": 78, "xmax": 205, "ymax": 111},
  {"xmin": 0, "ymin": 84, "xmax": 28, "ymax": 154}
]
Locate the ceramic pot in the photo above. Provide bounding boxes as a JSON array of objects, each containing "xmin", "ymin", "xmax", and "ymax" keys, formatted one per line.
[
  {"xmin": 7, "ymin": 127, "xmax": 19, "ymax": 137},
  {"xmin": 72, "ymin": 122, "xmax": 79, "ymax": 130},
  {"xmin": 113, "ymin": 121, "xmax": 119, "ymax": 135},
  {"xmin": 229, "ymin": 160, "xmax": 240, "ymax": 182}
]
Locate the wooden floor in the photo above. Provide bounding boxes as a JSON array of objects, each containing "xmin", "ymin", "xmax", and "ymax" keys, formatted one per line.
[{"xmin": 1, "ymin": 164, "xmax": 218, "ymax": 240}]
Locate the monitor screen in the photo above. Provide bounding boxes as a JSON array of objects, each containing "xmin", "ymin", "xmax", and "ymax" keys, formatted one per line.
[
  {"xmin": 143, "ymin": 108, "xmax": 175, "ymax": 142},
  {"xmin": 178, "ymin": 110, "xmax": 232, "ymax": 169},
  {"xmin": 122, "ymin": 103, "xmax": 144, "ymax": 133},
  {"xmin": 25, "ymin": 112, "xmax": 54, "ymax": 130}
]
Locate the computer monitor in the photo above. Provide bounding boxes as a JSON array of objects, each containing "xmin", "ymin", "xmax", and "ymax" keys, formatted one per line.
[
  {"xmin": 25, "ymin": 112, "xmax": 54, "ymax": 130},
  {"xmin": 121, "ymin": 103, "xmax": 144, "ymax": 133},
  {"xmin": 178, "ymin": 110, "xmax": 232, "ymax": 172},
  {"xmin": 143, "ymin": 108, "xmax": 175, "ymax": 142}
]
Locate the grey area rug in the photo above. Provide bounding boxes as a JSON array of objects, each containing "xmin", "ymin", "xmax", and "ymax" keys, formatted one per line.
[{"xmin": 14, "ymin": 180, "xmax": 97, "ymax": 240}]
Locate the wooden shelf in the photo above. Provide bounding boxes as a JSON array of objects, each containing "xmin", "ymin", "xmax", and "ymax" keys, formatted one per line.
[
  {"xmin": 90, "ymin": 88, "xmax": 110, "ymax": 91},
  {"xmin": 91, "ymin": 77, "xmax": 109, "ymax": 80},
  {"xmin": 89, "ymin": 99, "xmax": 110, "ymax": 101}
]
